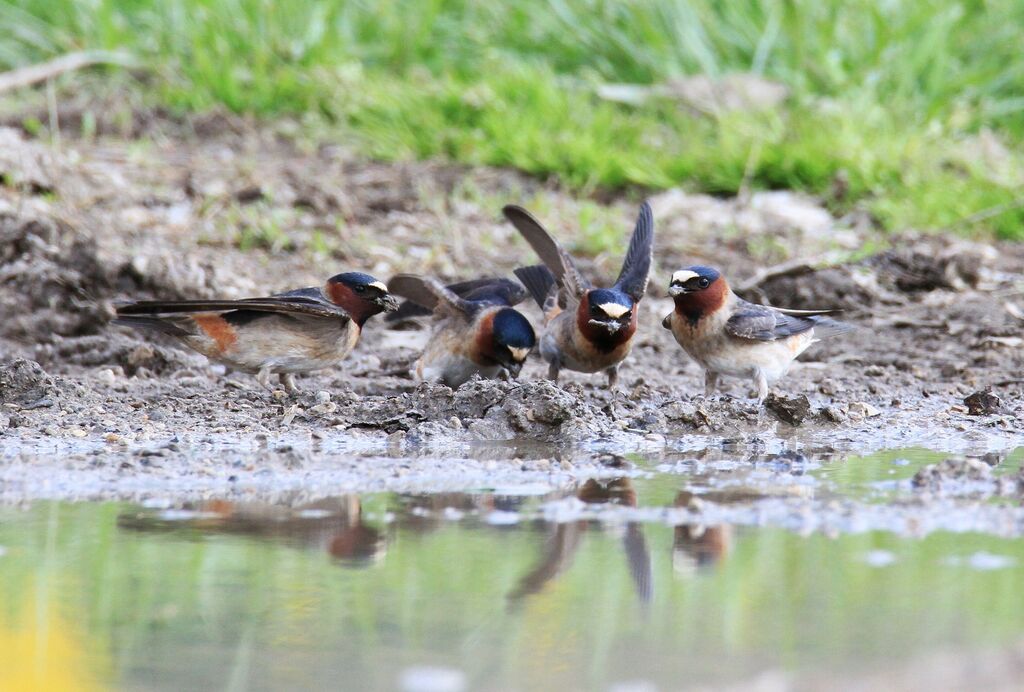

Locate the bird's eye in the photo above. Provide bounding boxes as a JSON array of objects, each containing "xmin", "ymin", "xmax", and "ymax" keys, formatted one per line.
[
  {"xmin": 698, "ymin": 277, "xmax": 710, "ymax": 288},
  {"xmin": 355, "ymin": 285, "xmax": 366, "ymax": 293}
]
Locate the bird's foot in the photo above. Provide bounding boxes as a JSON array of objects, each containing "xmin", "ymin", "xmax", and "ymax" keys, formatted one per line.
[{"xmin": 280, "ymin": 373, "xmax": 300, "ymax": 396}]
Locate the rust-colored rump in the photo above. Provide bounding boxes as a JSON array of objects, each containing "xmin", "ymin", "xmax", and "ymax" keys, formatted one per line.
[{"xmin": 193, "ymin": 314, "xmax": 238, "ymax": 353}]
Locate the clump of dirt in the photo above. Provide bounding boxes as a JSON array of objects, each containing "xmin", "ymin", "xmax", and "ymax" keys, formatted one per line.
[
  {"xmin": 754, "ymin": 234, "xmax": 998, "ymax": 311},
  {"xmin": 0, "ymin": 358, "xmax": 55, "ymax": 406},
  {"xmin": 765, "ymin": 393, "xmax": 812, "ymax": 425},
  {"xmin": 0, "ymin": 210, "xmax": 116, "ymax": 341},
  {"xmin": 964, "ymin": 388, "xmax": 1003, "ymax": 416},
  {"xmin": 32, "ymin": 333, "xmax": 189, "ymax": 376},
  {"xmin": 291, "ymin": 380, "xmax": 616, "ymax": 442}
]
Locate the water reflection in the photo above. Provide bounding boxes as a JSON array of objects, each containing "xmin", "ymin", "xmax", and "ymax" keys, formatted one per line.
[
  {"xmin": 3, "ymin": 447, "xmax": 1024, "ymax": 691},
  {"xmin": 117, "ymin": 496, "xmax": 387, "ymax": 566},
  {"xmin": 392, "ymin": 492, "xmax": 524, "ymax": 533},
  {"xmin": 510, "ymin": 478, "xmax": 653, "ymax": 606}
]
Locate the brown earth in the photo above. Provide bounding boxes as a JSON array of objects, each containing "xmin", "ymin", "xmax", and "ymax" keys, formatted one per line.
[{"xmin": 0, "ymin": 110, "xmax": 1021, "ymax": 500}]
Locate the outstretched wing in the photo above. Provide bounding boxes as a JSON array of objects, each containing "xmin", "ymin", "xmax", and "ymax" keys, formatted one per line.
[
  {"xmin": 386, "ymin": 274, "xmax": 477, "ymax": 320},
  {"xmin": 457, "ymin": 277, "xmax": 529, "ymax": 307},
  {"xmin": 503, "ymin": 204, "xmax": 592, "ymax": 300},
  {"xmin": 387, "ymin": 276, "xmax": 528, "ymax": 322},
  {"xmin": 612, "ymin": 201, "xmax": 654, "ymax": 302},
  {"xmin": 725, "ymin": 300, "xmax": 845, "ymax": 341},
  {"xmin": 115, "ymin": 287, "xmax": 350, "ymax": 321}
]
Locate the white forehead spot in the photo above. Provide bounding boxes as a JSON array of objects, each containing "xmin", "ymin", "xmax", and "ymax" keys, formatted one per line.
[
  {"xmin": 598, "ymin": 303, "xmax": 630, "ymax": 319},
  {"xmin": 672, "ymin": 270, "xmax": 700, "ymax": 284},
  {"xmin": 508, "ymin": 346, "xmax": 531, "ymax": 362},
  {"xmin": 369, "ymin": 281, "xmax": 388, "ymax": 292}
]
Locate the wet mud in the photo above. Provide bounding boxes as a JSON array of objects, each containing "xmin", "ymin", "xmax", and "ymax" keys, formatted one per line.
[{"xmin": 0, "ymin": 115, "xmax": 1021, "ymax": 510}]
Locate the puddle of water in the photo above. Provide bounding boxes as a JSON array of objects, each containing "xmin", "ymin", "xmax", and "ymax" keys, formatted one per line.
[{"xmin": 1, "ymin": 447, "xmax": 1023, "ymax": 691}]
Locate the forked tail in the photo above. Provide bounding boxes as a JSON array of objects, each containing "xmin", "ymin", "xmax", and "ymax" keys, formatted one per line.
[{"xmin": 513, "ymin": 265, "xmax": 556, "ymax": 309}]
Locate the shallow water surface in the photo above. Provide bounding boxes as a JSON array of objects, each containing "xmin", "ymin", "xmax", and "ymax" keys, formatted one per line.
[{"xmin": 1, "ymin": 447, "xmax": 1023, "ymax": 691}]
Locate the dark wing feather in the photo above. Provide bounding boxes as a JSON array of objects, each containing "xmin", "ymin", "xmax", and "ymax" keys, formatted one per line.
[
  {"xmin": 386, "ymin": 274, "xmax": 475, "ymax": 319},
  {"xmin": 502, "ymin": 205, "xmax": 591, "ymax": 300},
  {"xmin": 387, "ymin": 276, "xmax": 527, "ymax": 322},
  {"xmin": 613, "ymin": 201, "xmax": 654, "ymax": 302},
  {"xmin": 387, "ymin": 274, "xmax": 441, "ymax": 315},
  {"xmin": 773, "ymin": 307, "xmax": 843, "ymax": 317},
  {"xmin": 725, "ymin": 301, "xmax": 818, "ymax": 341},
  {"xmin": 726, "ymin": 300, "xmax": 851, "ymax": 341},
  {"xmin": 622, "ymin": 523, "xmax": 653, "ymax": 604},
  {"xmin": 115, "ymin": 289, "xmax": 349, "ymax": 321},
  {"xmin": 457, "ymin": 278, "xmax": 529, "ymax": 307}
]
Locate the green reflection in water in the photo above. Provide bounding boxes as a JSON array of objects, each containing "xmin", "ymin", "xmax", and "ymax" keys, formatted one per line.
[{"xmin": 0, "ymin": 452, "xmax": 1023, "ymax": 690}]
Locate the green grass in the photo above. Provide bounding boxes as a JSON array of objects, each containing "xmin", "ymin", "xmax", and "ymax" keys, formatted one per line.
[{"xmin": 1, "ymin": 0, "xmax": 1023, "ymax": 239}]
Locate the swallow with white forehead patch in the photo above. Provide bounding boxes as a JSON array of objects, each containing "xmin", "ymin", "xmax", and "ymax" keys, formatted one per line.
[
  {"xmin": 506, "ymin": 202, "xmax": 654, "ymax": 388},
  {"xmin": 663, "ymin": 265, "xmax": 851, "ymax": 404},
  {"xmin": 113, "ymin": 272, "xmax": 398, "ymax": 393},
  {"xmin": 386, "ymin": 275, "xmax": 536, "ymax": 387}
]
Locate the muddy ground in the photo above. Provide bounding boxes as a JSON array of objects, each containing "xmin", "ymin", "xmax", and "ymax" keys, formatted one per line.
[{"xmin": 0, "ymin": 106, "xmax": 1022, "ymax": 503}]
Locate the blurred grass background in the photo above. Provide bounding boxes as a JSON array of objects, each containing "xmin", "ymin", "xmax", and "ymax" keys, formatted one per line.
[{"xmin": 0, "ymin": 0, "xmax": 1022, "ymax": 238}]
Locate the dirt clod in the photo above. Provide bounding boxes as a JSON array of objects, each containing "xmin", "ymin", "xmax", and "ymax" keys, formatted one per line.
[
  {"xmin": 765, "ymin": 393, "xmax": 811, "ymax": 425},
  {"xmin": 964, "ymin": 389, "xmax": 1002, "ymax": 416},
  {"xmin": 0, "ymin": 358, "xmax": 55, "ymax": 406}
]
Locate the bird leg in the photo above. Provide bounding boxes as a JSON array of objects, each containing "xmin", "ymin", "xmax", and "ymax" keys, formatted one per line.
[
  {"xmin": 606, "ymin": 365, "xmax": 619, "ymax": 390},
  {"xmin": 546, "ymin": 361, "xmax": 560, "ymax": 382},
  {"xmin": 754, "ymin": 370, "xmax": 769, "ymax": 406},
  {"xmin": 280, "ymin": 372, "xmax": 299, "ymax": 395},
  {"xmin": 704, "ymin": 371, "xmax": 719, "ymax": 396},
  {"xmin": 256, "ymin": 367, "xmax": 274, "ymax": 391}
]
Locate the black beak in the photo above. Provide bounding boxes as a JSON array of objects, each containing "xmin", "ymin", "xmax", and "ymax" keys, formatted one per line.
[
  {"xmin": 588, "ymin": 318, "xmax": 626, "ymax": 334},
  {"xmin": 376, "ymin": 294, "xmax": 400, "ymax": 312}
]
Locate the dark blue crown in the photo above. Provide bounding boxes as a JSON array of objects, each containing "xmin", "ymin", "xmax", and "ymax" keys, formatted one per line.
[
  {"xmin": 493, "ymin": 308, "xmax": 536, "ymax": 348},
  {"xmin": 330, "ymin": 272, "xmax": 381, "ymax": 287},
  {"xmin": 587, "ymin": 287, "xmax": 634, "ymax": 308},
  {"xmin": 682, "ymin": 266, "xmax": 721, "ymax": 282}
]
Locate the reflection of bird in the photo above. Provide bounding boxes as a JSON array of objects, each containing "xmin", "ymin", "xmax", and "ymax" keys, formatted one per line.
[
  {"xmin": 663, "ymin": 265, "xmax": 850, "ymax": 404},
  {"xmin": 672, "ymin": 525, "xmax": 733, "ymax": 574},
  {"xmin": 506, "ymin": 202, "xmax": 654, "ymax": 388},
  {"xmin": 113, "ymin": 272, "xmax": 398, "ymax": 392},
  {"xmin": 116, "ymin": 495, "xmax": 387, "ymax": 567},
  {"xmin": 508, "ymin": 478, "xmax": 652, "ymax": 606},
  {"xmin": 392, "ymin": 493, "xmax": 501, "ymax": 534},
  {"xmin": 672, "ymin": 491, "xmax": 732, "ymax": 575},
  {"xmin": 386, "ymin": 275, "xmax": 536, "ymax": 387}
]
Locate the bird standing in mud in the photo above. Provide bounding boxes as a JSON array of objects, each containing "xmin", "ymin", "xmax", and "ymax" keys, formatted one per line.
[
  {"xmin": 506, "ymin": 202, "xmax": 654, "ymax": 388},
  {"xmin": 386, "ymin": 275, "xmax": 536, "ymax": 388},
  {"xmin": 663, "ymin": 266, "xmax": 850, "ymax": 404},
  {"xmin": 113, "ymin": 272, "xmax": 398, "ymax": 393}
]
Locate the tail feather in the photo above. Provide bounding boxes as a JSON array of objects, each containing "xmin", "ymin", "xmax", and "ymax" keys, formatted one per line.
[
  {"xmin": 112, "ymin": 316, "xmax": 190, "ymax": 339},
  {"xmin": 810, "ymin": 316, "xmax": 854, "ymax": 339},
  {"xmin": 513, "ymin": 265, "xmax": 556, "ymax": 309}
]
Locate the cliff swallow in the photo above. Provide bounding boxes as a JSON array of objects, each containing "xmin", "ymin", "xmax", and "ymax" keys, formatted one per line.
[
  {"xmin": 113, "ymin": 272, "xmax": 398, "ymax": 393},
  {"xmin": 386, "ymin": 275, "xmax": 536, "ymax": 387},
  {"xmin": 663, "ymin": 265, "xmax": 851, "ymax": 403},
  {"xmin": 508, "ymin": 478, "xmax": 651, "ymax": 607},
  {"xmin": 505, "ymin": 202, "xmax": 654, "ymax": 388},
  {"xmin": 117, "ymin": 496, "xmax": 386, "ymax": 566}
]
